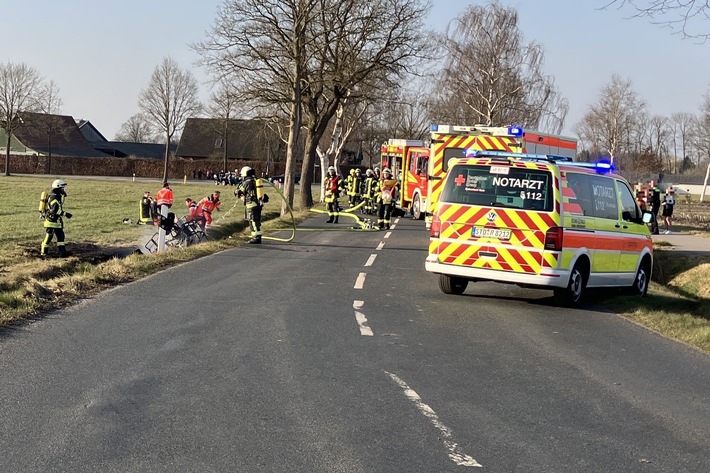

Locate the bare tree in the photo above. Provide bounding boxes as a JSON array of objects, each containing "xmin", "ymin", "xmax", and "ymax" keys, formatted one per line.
[
  {"xmin": 195, "ymin": 0, "xmax": 316, "ymax": 214},
  {"xmin": 695, "ymin": 90, "xmax": 710, "ymax": 200},
  {"xmin": 0, "ymin": 61, "xmax": 43, "ymax": 176},
  {"xmin": 115, "ymin": 113, "xmax": 156, "ymax": 142},
  {"xmin": 207, "ymin": 80, "xmax": 243, "ymax": 172},
  {"xmin": 430, "ymin": 1, "xmax": 568, "ymax": 132},
  {"xmin": 139, "ymin": 57, "xmax": 202, "ymax": 182},
  {"xmin": 573, "ymin": 74, "xmax": 646, "ymax": 170},
  {"xmin": 35, "ymin": 80, "xmax": 64, "ymax": 174},
  {"xmin": 669, "ymin": 112, "xmax": 695, "ymax": 172},
  {"xmin": 297, "ymin": 0, "xmax": 431, "ymax": 207},
  {"xmin": 602, "ymin": 0, "xmax": 710, "ymax": 41}
]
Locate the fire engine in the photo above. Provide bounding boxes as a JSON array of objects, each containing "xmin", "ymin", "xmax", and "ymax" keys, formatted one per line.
[{"xmin": 380, "ymin": 125, "xmax": 578, "ymax": 224}]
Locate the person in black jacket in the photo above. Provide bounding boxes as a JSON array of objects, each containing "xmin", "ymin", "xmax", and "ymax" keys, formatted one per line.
[
  {"xmin": 649, "ymin": 185, "xmax": 661, "ymax": 235},
  {"xmin": 41, "ymin": 179, "xmax": 73, "ymax": 257}
]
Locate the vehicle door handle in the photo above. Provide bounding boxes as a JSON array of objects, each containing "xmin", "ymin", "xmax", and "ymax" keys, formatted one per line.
[
  {"xmin": 615, "ymin": 224, "xmax": 621, "ymax": 228},
  {"xmin": 622, "ymin": 225, "xmax": 628, "ymax": 229}
]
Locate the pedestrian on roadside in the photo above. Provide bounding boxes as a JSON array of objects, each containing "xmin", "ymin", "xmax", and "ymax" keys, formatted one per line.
[
  {"xmin": 649, "ymin": 185, "xmax": 661, "ymax": 235},
  {"xmin": 662, "ymin": 190, "xmax": 675, "ymax": 234},
  {"xmin": 40, "ymin": 179, "xmax": 72, "ymax": 258}
]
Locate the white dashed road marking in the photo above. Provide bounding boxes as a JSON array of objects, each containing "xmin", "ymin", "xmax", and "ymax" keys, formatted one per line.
[
  {"xmin": 353, "ymin": 300, "xmax": 373, "ymax": 336},
  {"xmin": 376, "ymin": 241, "xmax": 385, "ymax": 251},
  {"xmin": 385, "ymin": 371, "xmax": 482, "ymax": 468},
  {"xmin": 365, "ymin": 254, "xmax": 377, "ymax": 267},
  {"xmin": 354, "ymin": 272, "xmax": 366, "ymax": 289},
  {"xmin": 384, "ymin": 231, "xmax": 392, "ymax": 239}
]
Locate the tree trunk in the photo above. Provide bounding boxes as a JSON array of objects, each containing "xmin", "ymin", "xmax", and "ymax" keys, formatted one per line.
[
  {"xmin": 701, "ymin": 159, "xmax": 710, "ymax": 203},
  {"xmin": 299, "ymin": 132, "xmax": 318, "ymax": 209},
  {"xmin": 4, "ymin": 133, "xmax": 11, "ymax": 176},
  {"xmin": 162, "ymin": 137, "xmax": 170, "ymax": 183},
  {"xmin": 282, "ymin": 99, "xmax": 302, "ymax": 215}
]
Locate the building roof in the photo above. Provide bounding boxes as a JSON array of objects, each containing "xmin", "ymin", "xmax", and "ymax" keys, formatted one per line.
[
  {"xmin": 93, "ymin": 141, "xmax": 176, "ymax": 160},
  {"xmin": 13, "ymin": 112, "xmax": 109, "ymax": 158},
  {"xmin": 77, "ymin": 119, "xmax": 108, "ymax": 142},
  {"xmin": 176, "ymin": 117, "xmax": 280, "ymax": 160}
]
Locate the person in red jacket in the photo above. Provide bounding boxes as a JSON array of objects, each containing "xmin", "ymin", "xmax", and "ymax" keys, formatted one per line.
[
  {"xmin": 185, "ymin": 198, "xmax": 206, "ymax": 229},
  {"xmin": 198, "ymin": 190, "xmax": 221, "ymax": 228}
]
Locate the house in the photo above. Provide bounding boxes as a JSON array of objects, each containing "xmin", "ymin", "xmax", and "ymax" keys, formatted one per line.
[
  {"xmin": 176, "ymin": 117, "xmax": 285, "ymax": 163},
  {"xmin": 5, "ymin": 112, "xmax": 109, "ymax": 158},
  {"xmin": 77, "ymin": 118, "xmax": 173, "ymax": 160}
]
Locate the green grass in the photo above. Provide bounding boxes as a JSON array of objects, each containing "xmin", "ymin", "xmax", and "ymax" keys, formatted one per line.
[{"xmin": 0, "ymin": 175, "xmax": 312, "ymax": 325}]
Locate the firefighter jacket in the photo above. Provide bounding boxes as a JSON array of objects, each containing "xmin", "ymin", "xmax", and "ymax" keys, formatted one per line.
[
  {"xmin": 156, "ymin": 187, "xmax": 174, "ymax": 207},
  {"xmin": 237, "ymin": 177, "xmax": 260, "ymax": 209},
  {"xmin": 44, "ymin": 190, "xmax": 67, "ymax": 229},
  {"xmin": 365, "ymin": 176, "xmax": 377, "ymax": 200},
  {"xmin": 380, "ymin": 178, "xmax": 397, "ymax": 204}
]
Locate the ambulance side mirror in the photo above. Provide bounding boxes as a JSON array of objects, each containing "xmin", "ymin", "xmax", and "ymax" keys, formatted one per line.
[{"xmin": 642, "ymin": 211, "xmax": 653, "ymax": 224}]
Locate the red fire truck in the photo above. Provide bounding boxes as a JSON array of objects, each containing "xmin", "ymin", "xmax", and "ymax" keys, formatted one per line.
[{"xmin": 381, "ymin": 125, "xmax": 577, "ymax": 223}]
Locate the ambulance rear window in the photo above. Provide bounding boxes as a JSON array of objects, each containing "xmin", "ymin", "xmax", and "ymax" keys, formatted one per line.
[{"xmin": 441, "ymin": 165, "xmax": 553, "ymax": 211}]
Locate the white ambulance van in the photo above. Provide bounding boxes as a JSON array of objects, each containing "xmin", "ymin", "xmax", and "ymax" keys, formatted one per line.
[{"xmin": 425, "ymin": 151, "xmax": 654, "ymax": 306}]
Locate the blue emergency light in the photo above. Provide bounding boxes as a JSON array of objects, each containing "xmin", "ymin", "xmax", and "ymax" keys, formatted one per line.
[
  {"xmin": 430, "ymin": 124, "xmax": 439, "ymax": 132},
  {"xmin": 507, "ymin": 125, "xmax": 524, "ymax": 137}
]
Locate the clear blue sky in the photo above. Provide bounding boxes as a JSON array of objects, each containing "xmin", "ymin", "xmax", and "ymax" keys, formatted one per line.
[{"xmin": 3, "ymin": 0, "xmax": 708, "ymax": 139}]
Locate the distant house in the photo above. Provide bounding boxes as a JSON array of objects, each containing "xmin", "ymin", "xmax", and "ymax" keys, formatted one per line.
[
  {"xmin": 176, "ymin": 117, "xmax": 285, "ymax": 163},
  {"xmin": 5, "ymin": 112, "xmax": 109, "ymax": 158},
  {"xmin": 77, "ymin": 118, "xmax": 173, "ymax": 160}
]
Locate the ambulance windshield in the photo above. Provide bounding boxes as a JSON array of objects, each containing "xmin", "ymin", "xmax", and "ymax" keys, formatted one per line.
[{"xmin": 441, "ymin": 165, "xmax": 553, "ymax": 212}]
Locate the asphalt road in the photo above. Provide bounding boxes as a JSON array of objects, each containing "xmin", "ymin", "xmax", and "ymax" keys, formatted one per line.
[{"xmin": 1, "ymin": 215, "xmax": 709, "ymax": 472}]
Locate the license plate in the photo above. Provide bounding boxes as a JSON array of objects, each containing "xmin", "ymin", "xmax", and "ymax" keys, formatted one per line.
[{"xmin": 472, "ymin": 226, "xmax": 511, "ymax": 240}]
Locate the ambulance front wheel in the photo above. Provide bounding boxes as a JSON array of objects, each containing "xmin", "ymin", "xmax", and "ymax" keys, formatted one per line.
[
  {"xmin": 439, "ymin": 274, "xmax": 468, "ymax": 295},
  {"xmin": 554, "ymin": 263, "xmax": 587, "ymax": 307},
  {"xmin": 627, "ymin": 256, "xmax": 651, "ymax": 297}
]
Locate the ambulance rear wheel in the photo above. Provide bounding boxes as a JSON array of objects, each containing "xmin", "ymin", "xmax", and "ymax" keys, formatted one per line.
[
  {"xmin": 554, "ymin": 264, "xmax": 586, "ymax": 306},
  {"xmin": 439, "ymin": 274, "xmax": 468, "ymax": 295}
]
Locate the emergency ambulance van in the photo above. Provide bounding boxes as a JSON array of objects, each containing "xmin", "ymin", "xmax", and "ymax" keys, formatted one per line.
[{"xmin": 425, "ymin": 151, "xmax": 654, "ymax": 306}]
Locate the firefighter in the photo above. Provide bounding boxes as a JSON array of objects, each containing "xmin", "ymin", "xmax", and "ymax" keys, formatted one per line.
[
  {"xmin": 139, "ymin": 191, "xmax": 155, "ymax": 224},
  {"xmin": 40, "ymin": 179, "xmax": 72, "ymax": 258},
  {"xmin": 377, "ymin": 168, "xmax": 397, "ymax": 230},
  {"xmin": 363, "ymin": 169, "xmax": 377, "ymax": 214},
  {"xmin": 324, "ymin": 166, "xmax": 341, "ymax": 223},
  {"xmin": 351, "ymin": 168, "xmax": 363, "ymax": 208},
  {"xmin": 198, "ymin": 190, "xmax": 221, "ymax": 229},
  {"xmin": 346, "ymin": 169, "xmax": 358, "ymax": 206},
  {"xmin": 235, "ymin": 166, "xmax": 267, "ymax": 244}
]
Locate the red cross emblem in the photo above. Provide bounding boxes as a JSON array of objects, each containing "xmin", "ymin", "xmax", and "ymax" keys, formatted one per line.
[{"xmin": 454, "ymin": 174, "xmax": 466, "ymax": 186}]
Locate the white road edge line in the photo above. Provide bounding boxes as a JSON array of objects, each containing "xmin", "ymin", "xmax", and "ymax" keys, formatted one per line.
[
  {"xmin": 354, "ymin": 272, "xmax": 366, "ymax": 289},
  {"xmin": 353, "ymin": 300, "xmax": 373, "ymax": 336},
  {"xmin": 376, "ymin": 241, "xmax": 385, "ymax": 251},
  {"xmin": 365, "ymin": 254, "xmax": 377, "ymax": 267},
  {"xmin": 384, "ymin": 231, "xmax": 392, "ymax": 239},
  {"xmin": 385, "ymin": 371, "xmax": 482, "ymax": 468},
  {"xmin": 395, "ymin": 218, "xmax": 400, "ymax": 224}
]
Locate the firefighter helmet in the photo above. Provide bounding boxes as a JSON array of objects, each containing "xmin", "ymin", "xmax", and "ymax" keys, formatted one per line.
[
  {"xmin": 240, "ymin": 166, "xmax": 253, "ymax": 178},
  {"xmin": 350, "ymin": 169, "xmax": 356, "ymax": 176},
  {"xmin": 52, "ymin": 179, "xmax": 67, "ymax": 189},
  {"xmin": 327, "ymin": 166, "xmax": 336, "ymax": 173},
  {"xmin": 382, "ymin": 168, "xmax": 391, "ymax": 175}
]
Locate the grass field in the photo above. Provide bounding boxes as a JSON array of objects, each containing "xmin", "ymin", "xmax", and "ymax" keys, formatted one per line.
[{"xmin": 1, "ymin": 174, "xmax": 709, "ymax": 354}]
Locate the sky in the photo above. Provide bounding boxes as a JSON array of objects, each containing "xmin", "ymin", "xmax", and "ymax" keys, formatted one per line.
[{"xmin": 2, "ymin": 0, "xmax": 708, "ymax": 139}]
